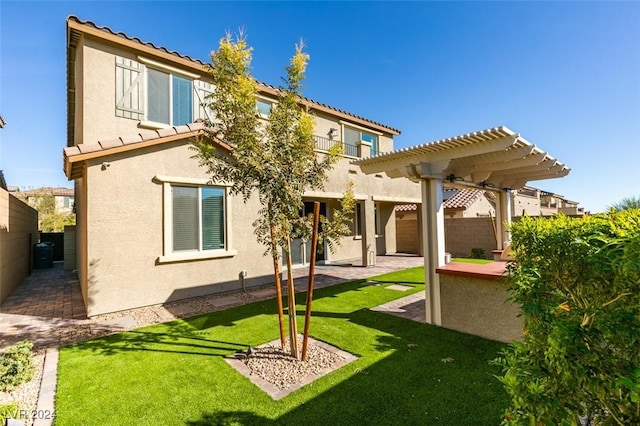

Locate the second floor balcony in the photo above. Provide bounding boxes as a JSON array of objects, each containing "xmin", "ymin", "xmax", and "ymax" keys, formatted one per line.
[{"xmin": 313, "ymin": 135, "xmax": 383, "ymax": 158}]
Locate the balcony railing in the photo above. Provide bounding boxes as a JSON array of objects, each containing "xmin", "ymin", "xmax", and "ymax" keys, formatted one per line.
[{"xmin": 313, "ymin": 135, "xmax": 359, "ymax": 157}]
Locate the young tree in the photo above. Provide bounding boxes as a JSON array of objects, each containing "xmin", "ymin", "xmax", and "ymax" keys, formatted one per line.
[{"xmin": 193, "ymin": 33, "xmax": 351, "ymax": 358}]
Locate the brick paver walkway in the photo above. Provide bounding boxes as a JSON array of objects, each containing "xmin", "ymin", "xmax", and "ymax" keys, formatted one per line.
[
  {"xmin": 1, "ymin": 255, "xmax": 424, "ymax": 350},
  {"xmin": 1, "ymin": 263, "xmax": 86, "ymax": 319}
]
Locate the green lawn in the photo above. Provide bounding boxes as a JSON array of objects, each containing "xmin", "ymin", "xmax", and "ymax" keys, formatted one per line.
[{"xmin": 55, "ymin": 268, "xmax": 508, "ymax": 425}]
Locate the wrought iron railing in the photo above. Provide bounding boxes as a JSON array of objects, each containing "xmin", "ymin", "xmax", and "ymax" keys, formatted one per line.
[{"xmin": 313, "ymin": 135, "xmax": 359, "ymax": 157}]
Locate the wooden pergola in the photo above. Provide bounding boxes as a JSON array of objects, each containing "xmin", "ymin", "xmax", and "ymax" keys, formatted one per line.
[{"xmin": 352, "ymin": 126, "xmax": 570, "ymax": 325}]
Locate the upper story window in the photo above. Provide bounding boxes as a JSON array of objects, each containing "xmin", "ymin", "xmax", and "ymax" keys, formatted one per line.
[
  {"xmin": 148, "ymin": 69, "xmax": 193, "ymax": 126},
  {"xmin": 115, "ymin": 56, "xmax": 213, "ymax": 127},
  {"xmin": 257, "ymin": 99, "xmax": 272, "ymax": 116},
  {"xmin": 344, "ymin": 126, "xmax": 379, "ymax": 156}
]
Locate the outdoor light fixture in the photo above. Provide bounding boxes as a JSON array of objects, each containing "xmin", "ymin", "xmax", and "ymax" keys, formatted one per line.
[{"xmin": 328, "ymin": 128, "xmax": 338, "ymax": 139}]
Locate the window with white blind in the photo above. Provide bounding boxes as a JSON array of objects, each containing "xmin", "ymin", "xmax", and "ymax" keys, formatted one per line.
[
  {"xmin": 115, "ymin": 57, "xmax": 214, "ymax": 126},
  {"xmin": 172, "ymin": 185, "xmax": 225, "ymax": 252},
  {"xmin": 148, "ymin": 69, "xmax": 193, "ymax": 126},
  {"xmin": 156, "ymin": 176, "xmax": 236, "ymax": 263}
]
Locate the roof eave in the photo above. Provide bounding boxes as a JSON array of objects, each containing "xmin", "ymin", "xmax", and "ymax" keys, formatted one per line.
[{"xmin": 63, "ymin": 125, "xmax": 226, "ymax": 180}]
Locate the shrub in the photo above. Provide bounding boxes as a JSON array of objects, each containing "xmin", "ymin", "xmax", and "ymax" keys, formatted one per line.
[
  {"xmin": 0, "ymin": 403, "xmax": 20, "ymax": 424},
  {"xmin": 494, "ymin": 211, "xmax": 640, "ymax": 425},
  {"xmin": 0, "ymin": 340, "xmax": 35, "ymax": 392},
  {"xmin": 470, "ymin": 247, "xmax": 486, "ymax": 259}
]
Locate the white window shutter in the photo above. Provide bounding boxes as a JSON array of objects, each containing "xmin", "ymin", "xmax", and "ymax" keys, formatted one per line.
[
  {"xmin": 115, "ymin": 57, "xmax": 145, "ymax": 120},
  {"xmin": 193, "ymin": 80, "xmax": 214, "ymax": 122}
]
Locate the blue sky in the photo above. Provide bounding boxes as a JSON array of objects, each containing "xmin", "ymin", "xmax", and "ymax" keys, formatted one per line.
[{"xmin": 1, "ymin": 1, "xmax": 638, "ymax": 213}]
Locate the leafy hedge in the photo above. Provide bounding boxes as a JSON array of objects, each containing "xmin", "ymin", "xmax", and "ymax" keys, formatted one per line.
[
  {"xmin": 495, "ymin": 210, "xmax": 640, "ymax": 425},
  {"xmin": 0, "ymin": 340, "xmax": 34, "ymax": 392}
]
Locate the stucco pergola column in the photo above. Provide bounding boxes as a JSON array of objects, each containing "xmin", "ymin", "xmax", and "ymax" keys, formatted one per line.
[
  {"xmin": 361, "ymin": 196, "xmax": 376, "ymax": 267},
  {"xmin": 420, "ymin": 178, "xmax": 445, "ymax": 325},
  {"xmin": 494, "ymin": 189, "xmax": 513, "ymax": 249}
]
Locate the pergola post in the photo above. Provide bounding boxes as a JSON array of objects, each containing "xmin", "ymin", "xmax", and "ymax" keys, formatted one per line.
[
  {"xmin": 420, "ymin": 178, "xmax": 445, "ymax": 325},
  {"xmin": 495, "ymin": 189, "xmax": 513, "ymax": 248},
  {"xmin": 361, "ymin": 196, "xmax": 376, "ymax": 267}
]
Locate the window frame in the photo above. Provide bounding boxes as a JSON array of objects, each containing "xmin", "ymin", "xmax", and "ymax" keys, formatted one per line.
[
  {"xmin": 256, "ymin": 99, "xmax": 273, "ymax": 117},
  {"xmin": 144, "ymin": 68, "xmax": 193, "ymax": 127},
  {"xmin": 354, "ymin": 203, "xmax": 363, "ymax": 238},
  {"xmin": 155, "ymin": 175, "xmax": 236, "ymax": 263},
  {"xmin": 341, "ymin": 123, "xmax": 382, "ymax": 157},
  {"xmin": 119, "ymin": 56, "xmax": 208, "ymax": 129}
]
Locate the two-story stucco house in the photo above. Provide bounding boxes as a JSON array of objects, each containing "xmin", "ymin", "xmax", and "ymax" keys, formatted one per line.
[{"xmin": 63, "ymin": 17, "xmax": 421, "ymax": 316}]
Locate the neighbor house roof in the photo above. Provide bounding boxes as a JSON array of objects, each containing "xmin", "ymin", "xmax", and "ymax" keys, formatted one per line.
[
  {"xmin": 63, "ymin": 122, "xmax": 212, "ymax": 180},
  {"xmin": 19, "ymin": 187, "xmax": 74, "ymax": 197},
  {"xmin": 394, "ymin": 188, "xmax": 486, "ymax": 213},
  {"xmin": 353, "ymin": 126, "xmax": 570, "ymax": 190},
  {"xmin": 443, "ymin": 189, "xmax": 485, "ymax": 209},
  {"xmin": 66, "ymin": 15, "xmax": 400, "ymax": 151}
]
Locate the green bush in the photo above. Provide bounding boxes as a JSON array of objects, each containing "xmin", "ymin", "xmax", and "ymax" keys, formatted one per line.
[
  {"xmin": 470, "ymin": 247, "xmax": 486, "ymax": 259},
  {"xmin": 0, "ymin": 403, "xmax": 20, "ymax": 424},
  {"xmin": 495, "ymin": 210, "xmax": 640, "ymax": 425},
  {"xmin": 0, "ymin": 340, "xmax": 35, "ymax": 392}
]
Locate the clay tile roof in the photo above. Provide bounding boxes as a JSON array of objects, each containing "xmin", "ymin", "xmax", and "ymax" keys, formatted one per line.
[
  {"xmin": 67, "ymin": 16, "xmax": 205, "ymax": 65},
  {"xmin": 63, "ymin": 123, "xmax": 204, "ymax": 161},
  {"xmin": 443, "ymin": 189, "xmax": 484, "ymax": 209},
  {"xmin": 395, "ymin": 204, "xmax": 417, "ymax": 212},
  {"xmin": 20, "ymin": 187, "xmax": 74, "ymax": 197},
  {"xmin": 67, "ymin": 16, "xmax": 400, "ymax": 135},
  {"xmin": 63, "ymin": 122, "xmax": 213, "ymax": 180},
  {"xmin": 394, "ymin": 189, "xmax": 485, "ymax": 213}
]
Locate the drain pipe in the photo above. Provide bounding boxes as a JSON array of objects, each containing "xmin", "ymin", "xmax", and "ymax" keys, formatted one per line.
[{"xmin": 239, "ymin": 270, "xmax": 248, "ymax": 292}]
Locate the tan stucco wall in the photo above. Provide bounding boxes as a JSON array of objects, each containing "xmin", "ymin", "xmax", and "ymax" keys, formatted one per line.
[
  {"xmin": 0, "ymin": 190, "xmax": 38, "ymax": 303},
  {"xmin": 82, "ymin": 140, "xmax": 274, "ymax": 316},
  {"xmin": 440, "ymin": 273, "xmax": 523, "ymax": 343},
  {"xmin": 462, "ymin": 195, "xmax": 494, "ymax": 218},
  {"xmin": 303, "ymin": 156, "xmax": 420, "ymax": 263},
  {"xmin": 80, "ymin": 38, "xmax": 149, "ymax": 145},
  {"xmin": 77, "ymin": 36, "xmax": 399, "ymax": 155},
  {"xmin": 73, "ymin": 33, "xmax": 410, "ymax": 314},
  {"xmin": 76, "ymin": 176, "xmax": 89, "ymax": 306},
  {"xmin": 513, "ymin": 193, "xmax": 541, "ymax": 216}
]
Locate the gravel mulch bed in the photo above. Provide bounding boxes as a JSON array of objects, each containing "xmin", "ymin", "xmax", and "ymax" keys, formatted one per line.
[{"xmin": 226, "ymin": 335, "xmax": 358, "ymax": 399}]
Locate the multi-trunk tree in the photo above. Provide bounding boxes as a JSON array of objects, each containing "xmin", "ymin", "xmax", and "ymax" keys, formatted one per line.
[{"xmin": 192, "ymin": 33, "xmax": 353, "ymax": 359}]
